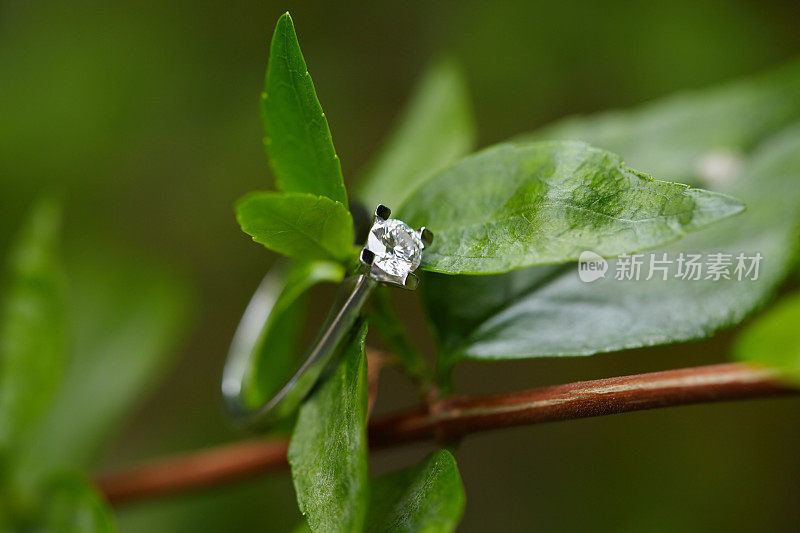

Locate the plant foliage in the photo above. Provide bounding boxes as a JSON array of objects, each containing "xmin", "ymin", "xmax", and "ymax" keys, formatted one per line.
[{"xmin": 232, "ymin": 13, "xmax": 773, "ymax": 532}]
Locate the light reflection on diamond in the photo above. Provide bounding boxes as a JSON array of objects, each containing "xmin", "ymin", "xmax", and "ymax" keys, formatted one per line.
[{"xmin": 366, "ymin": 218, "xmax": 423, "ymax": 278}]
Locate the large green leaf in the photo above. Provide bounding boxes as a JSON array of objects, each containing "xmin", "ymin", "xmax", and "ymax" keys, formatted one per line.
[
  {"xmin": 401, "ymin": 141, "xmax": 743, "ymax": 274},
  {"xmin": 422, "ymin": 67, "xmax": 800, "ymax": 371},
  {"xmin": 16, "ymin": 245, "xmax": 191, "ymax": 487},
  {"xmin": 366, "ymin": 450, "xmax": 465, "ymax": 533},
  {"xmin": 356, "ymin": 59, "xmax": 476, "ymax": 210},
  {"xmin": 43, "ymin": 472, "xmax": 115, "ymax": 533},
  {"xmin": 734, "ymin": 292, "xmax": 800, "ymax": 384},
  {"xmin": 236, "ymin": 191, "xmax": 354, "ymax": 262},
  {"xmin": 261, "ymin": 12, "xmax": 348, "ymax": 206},
  {"xmin": 288, "ymin": 322, "xmax": 369, "ymax": 532},
  {"xmin": 0, "ymin": 199, "xmax": 66, "ymax": 450},
  {"xmin": 428, "ymin": 127, "xmax": 800, "ymax": 369},
  {"xmin": 242, "ymin": 260, "xmax": 345, "ymax": 408},
  {"xmin": 522, "ymin": 59, "xmax": 800, "ymax": 183},
  {"xmin": 423, "ymin": 264, "xmax": 562, "ymax": 365}
]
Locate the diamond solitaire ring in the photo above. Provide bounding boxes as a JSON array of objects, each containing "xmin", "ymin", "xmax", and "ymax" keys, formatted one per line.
[
  {"xmin": 221, "ymin": 204, "xmax": 432, "ymax": 429},
  {"xmin": 361, "ymin": 204, "xmax": 432, "ymax": 290}
]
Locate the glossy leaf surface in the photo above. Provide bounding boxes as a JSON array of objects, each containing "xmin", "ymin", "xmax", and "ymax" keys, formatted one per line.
[
  {"xmin": 261, "ymin": 13, "xmax": 348, "ymax": 206},
  {"xmin": 236, "ymin": 191, "xmax": 354, "ymax": 262},
  {"xmin": 288, "ymin": 323, "xmax": 369, "ymax": 532},
  {"xmin": 422, "ymin": 63, "xmax": 800, "ymax": 371},
  {"xmin": 366, "ymin": 450, "xmax": 465, "ymax": 533},
  {"xmin": 402, "ymin": 141, "xmax": 743, "ymax": 274}
]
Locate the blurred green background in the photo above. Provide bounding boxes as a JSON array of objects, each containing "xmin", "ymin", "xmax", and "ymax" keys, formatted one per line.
[{"xmin": 3, "ymin": 0, "xmax": 800, "ymax": 530}]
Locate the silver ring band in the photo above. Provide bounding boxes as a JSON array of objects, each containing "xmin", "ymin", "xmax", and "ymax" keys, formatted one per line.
[
  {"xmin": 221, "ymin": 204, "xmax": 432, "ymax": 430},
  {"xmin": 222, "ymin": 270, "xmax": 376, "ymax": 429}
]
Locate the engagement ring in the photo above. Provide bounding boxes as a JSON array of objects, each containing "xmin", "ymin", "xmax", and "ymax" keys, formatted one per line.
[{"xmin": 221, "ymin": 204, "xmax": 431, "ymax": 429}]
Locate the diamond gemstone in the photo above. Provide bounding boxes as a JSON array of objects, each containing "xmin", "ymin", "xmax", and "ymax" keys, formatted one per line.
[{"xmin": 367, "ymin": 218, "xmax": 423, "ymax": 277}]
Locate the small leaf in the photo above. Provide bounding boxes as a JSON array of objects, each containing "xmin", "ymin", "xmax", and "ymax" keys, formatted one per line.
[
  {"xmin": 422, "ymin": 65, "xmax": 800, "ymax": 372},
  {"xmin": 366, "ymin": 449, "xmax": 465, "ymax": 533},
  {"xmin": 236, "ymin": 191, "xmax": 354, "ymax": 262},
  {"xmin": 16, "ymin": 244, "xmax": 191, "ymax": 487},
  {"xmin": 242, "ymin": 260, "xmax": 345, "ymax": 408},
  {"xmin": 401, "ymin": 141, "xmax": 744, "ymax": 274},
  {"xmin": 261, "ymin": 12, "xmax": 348, "ymax": 206},
  {"xmin": 734, "ymin": 293, "xmax": 800, "ymax": 384},
  {"xmin": 43, "ymin": 472, "xmax": 115, "ymax": 533},
  {"xmin": 356, "ymin": 59, "xmax": 476, "ymax": 210},
  {"xmin": 0, "ymin": 199, "xmax": 67, "ymax": 450},
  {"xmin": 288, "ymin": 322, "xmax": 369, "ymax": 532}
]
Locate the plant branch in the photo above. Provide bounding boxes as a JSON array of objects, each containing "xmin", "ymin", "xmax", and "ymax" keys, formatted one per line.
[{"xmin": 95, "ymin": 362, "xmax": 796, "ymax": 505}]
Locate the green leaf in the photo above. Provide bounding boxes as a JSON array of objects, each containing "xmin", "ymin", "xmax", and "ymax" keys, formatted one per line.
[
  {"xmin": 429, "ymin": 127, "xmax": 800, "ymax": 369},
  {"xmin": 261, "ymin": 12, "xmax": 348, "ymax": 206},
  {"xmin": 292, "ymin": 521, "xmax": 312, "ymax": 533},
  {"xmin": 521, "ymin": 59, "xmax": 800, "ymax": 183},
  {"xmin": 401, "ymin": 140, "xmax": 744, "ymax": 274},
  {"xmin": 288, "ymin": 322, "xmax": 369, "ymax": 532},
  {"xmin": 43, "ymin": 472, "xmax": 115, "ymax": 533},
  {"xmin": 236, "ymin": 191, "xmax": 354, "ymax": 262},
  {"xmin": 15, "ymin": 244, "xmax": 191, "ymax": 487},
  {"xmin": 366, "ymin": 450, "xmax": 465, "ymax": 533},
  {"xmin": 734, "ymin": 292, "xmax": 800, "ymax": 384},
  {"xmin": 422, "ymin": 64, "xmax": 800, "ymax": 371},
  {"xmin": 423, "ymin": 264, "xmax": 562, "ymax": 367},
  {"xmin": 0, "ymin": 199, "xmax": 66, "ymax": 450},
  {"xmin": 356, "ymin": 59, "xmax": 476, "ymax": 210},
  {"xmin": 242, "ymin": 260, "xmax": 345, "ymax": 408}
]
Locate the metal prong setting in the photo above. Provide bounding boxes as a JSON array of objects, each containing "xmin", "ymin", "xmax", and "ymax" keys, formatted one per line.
[
  {"xmin": 375, "ymin": 204, "xmax": 391, "ymax": 221},
  {"xmin": 402, "ymin": 272, "xmax": 419, "ymax": 291},
  {"xmin": 360, "ymin": 248, "xmax": 375, "ymax": 266},
  {"xmin": 419, "ymin": 227, "xmax": 434, "ymax": 247},
  {"xmin": 362, "ymin": 203, "xmax": 428, "ymax": 291}
]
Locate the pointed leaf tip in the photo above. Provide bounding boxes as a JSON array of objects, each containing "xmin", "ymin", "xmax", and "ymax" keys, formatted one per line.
[{"xmin": 262, "ymin": 12, "xmax": 348, "ymax": 206}]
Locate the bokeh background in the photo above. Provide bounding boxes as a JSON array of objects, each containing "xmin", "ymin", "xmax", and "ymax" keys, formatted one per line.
[{"xmin": 3, "ymin": 0, "xmax": 800, "ymax": 530}]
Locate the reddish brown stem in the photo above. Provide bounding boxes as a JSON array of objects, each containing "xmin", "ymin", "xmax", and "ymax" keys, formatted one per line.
[
  {"xmin": 96, "ymin": 363, "xmax": 796, "ymax": 505},
  {"xmin": 366, "ymin": 348, "xmax": 388, "ymax": 415},
  {"xmin": 96, "ymin": 439, "xmax": 289, "ymax": 505}
]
